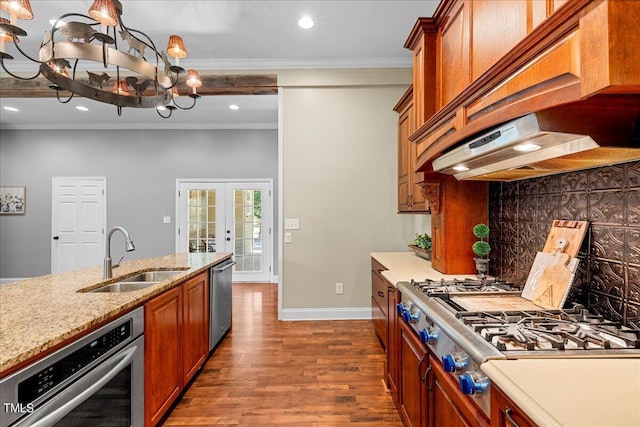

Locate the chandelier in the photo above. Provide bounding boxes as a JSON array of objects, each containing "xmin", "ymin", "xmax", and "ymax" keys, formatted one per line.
[{"xmin": 0, "ymin": 0, "xmax": 202, "ymax": 118}]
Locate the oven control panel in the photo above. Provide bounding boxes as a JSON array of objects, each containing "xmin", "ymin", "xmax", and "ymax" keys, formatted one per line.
[{"xmin": 17, "ymin": 321, "xmax": 132, "ymax": 404}]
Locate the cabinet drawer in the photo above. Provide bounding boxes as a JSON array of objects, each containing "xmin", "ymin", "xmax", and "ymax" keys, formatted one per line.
[{"xmin": 372, "ymin": 269, "xmax": 388, "ymax": 315}]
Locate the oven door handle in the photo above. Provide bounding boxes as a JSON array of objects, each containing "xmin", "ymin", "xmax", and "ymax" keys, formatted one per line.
[{"xmin": 16, "ymin": 342, "xmax": 139, "ymax": 427}]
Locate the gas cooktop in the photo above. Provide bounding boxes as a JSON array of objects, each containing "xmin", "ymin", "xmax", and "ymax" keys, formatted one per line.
[
  {"xmin": 457, "ymin": 305, "xmax": 640, "ymax": 354},
  {"xmin": 409, "ymin": 277, "xmax": 522, "ymax": 296}
]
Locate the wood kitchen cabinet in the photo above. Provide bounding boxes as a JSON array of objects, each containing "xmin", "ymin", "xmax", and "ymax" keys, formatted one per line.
[
  {"xmin": 405, "ymin": 0, "xmax": 640, "ymax": 172},
  {"xmin": 371, "ymin": 257, "xmax": 400, "ymax": 404},
  {"xmin": 426, "ymin": 176, "xmax": 488, "ymax": 275},
  {"xmin": 395, "ymin": 87, "xmax": 427, "ymax": 213},
  {"xmin": 181, "ymin": 272, "xmax": 209, "ymax": 384},
  {"xmin": 490, "ymin": 384, "xmax": 537, "ymax": 427},
  {"xmin": 145, "ymin": 271, "xmax": 209, "ymax": 426},
  {"xmin": 371, "ymin": 258, "xmax": 389, "ymax": 350},
  {"xmin": 387, "ymin": 283, "xmax": 400, "ymax": 405},
  {"xmin": 398, "ymin": 320, "xmax": 428, "ymax": 427},
  {"xmin": 429, "ymin": 359, "xmax": 489, "ymax": 427},
  {"xmin": 145, "ymin": 286, "xmax": 182, "ymax": 427}
]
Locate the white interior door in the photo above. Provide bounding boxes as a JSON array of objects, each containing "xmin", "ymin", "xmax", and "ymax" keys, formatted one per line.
[
  {"xmin": 176, "ymin": 180, "xmax": 273, "ymax": 282},
  {"xmin": 51, "ymin": 177, "xmax": 106, "ymax": 273}
]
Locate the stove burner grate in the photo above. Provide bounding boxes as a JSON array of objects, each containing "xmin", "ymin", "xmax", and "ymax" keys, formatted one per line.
[{"xmin": 461, "ymin": 307, "xmax": 640, "ymax": 352}]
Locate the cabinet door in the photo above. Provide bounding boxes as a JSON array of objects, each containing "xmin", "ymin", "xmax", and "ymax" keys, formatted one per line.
[
  {"xmin": 145, "ymin": 286, "xmax": 183, "ymax": 427},
  {"xmin": 399, "ymin": 321, "xmax": 427, "ymax": 427},
  {"xmin": 431, "ymin": 212, "xmax": 445, "ymax": 272},
  {"xmin": 438, "ymin": 0, "xmax": 471, "ymax": 107},
  {"xmin": 398, "ymin": 103, "xmax": 412, "ymax": 212},
  {"xmin": 490, "ymin": 384, "xmax": 537, "ymax": 427},
  {"xmin": 387, "ymin": 286, "xmax": 400, "ymax": 404},
  {"xmin": 182, "ymin": 272, "xmax": 209, "ymax": 384},
  {"xmin": 371, "ymin": 264, "xmax": 388, "ymax": 350},
  {"xmin": 429, "ymin": 358, "xmax": 489, "ymax": 427}
]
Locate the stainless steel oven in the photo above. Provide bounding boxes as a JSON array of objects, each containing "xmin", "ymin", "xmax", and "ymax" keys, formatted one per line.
[{"xmin": 0, "ymin": 307, "xmax": 144, "ymax": 427}]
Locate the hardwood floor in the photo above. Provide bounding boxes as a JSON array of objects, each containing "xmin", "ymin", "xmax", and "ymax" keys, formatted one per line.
[{"xmin": 163, "ymin": 283, "xmax": 402, "ymax": 427}]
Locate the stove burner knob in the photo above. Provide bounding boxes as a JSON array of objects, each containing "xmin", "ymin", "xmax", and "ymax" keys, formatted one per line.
[
  {"xmin": 441, "ymin": 352, "xmax": 470, "ymax": 373},
  {"xmin": 419, "ymin": 327, "xmax": 438, "ymax": 344},
  {"xmin": 402, "ymin": 310, "xmax": 420, "ymax": 323},
  {"xmin": 459, "ymin": 372, "xmax": 490, "ymax": 397}
]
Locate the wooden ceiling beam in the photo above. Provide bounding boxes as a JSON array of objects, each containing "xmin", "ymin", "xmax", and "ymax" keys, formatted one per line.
[{"xmin": 0, "ymin": 74, "xmax": 278, "ymax": 97}]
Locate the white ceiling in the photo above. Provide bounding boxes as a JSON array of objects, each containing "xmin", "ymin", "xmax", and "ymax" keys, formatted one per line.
[{"xmin": 0, "ymin": 1, "xmax": 440, "ymax": 130}]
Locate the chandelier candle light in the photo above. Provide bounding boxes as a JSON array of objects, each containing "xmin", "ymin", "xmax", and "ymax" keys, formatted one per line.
[{"xmin": 0, "ymin": 0, "xmax": 202, "ymax": 118}]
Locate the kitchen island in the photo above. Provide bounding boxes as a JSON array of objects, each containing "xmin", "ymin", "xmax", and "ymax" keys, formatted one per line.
[
  {"xmin": 372, "ymin": 251, "xmax": 640, "ymax": 427},
  {"xmin": 0, "ymin": 252, "xmax": 232, "ymax": 376}
]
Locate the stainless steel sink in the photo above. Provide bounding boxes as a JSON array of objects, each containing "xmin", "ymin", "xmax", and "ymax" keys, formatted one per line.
[
  {"xmin": 119, "ymin": 271, "xmax": 185, "ymax": 283},
  {"xmin": 86, "ymin": 270, "xmax": 186, "ymax": 293},
  {"xmin": 90, "ymin": 282, "xmax": 160, "ymax": 293}
]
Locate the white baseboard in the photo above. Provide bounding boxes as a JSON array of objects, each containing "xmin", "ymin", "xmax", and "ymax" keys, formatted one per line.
[
  {"xmin": 0, "ymin": 278, "xmax": 28, "ymax": 285},
  {"xmin": 281, "ymin": 307, "xmax": 372, "ymax": 321}
]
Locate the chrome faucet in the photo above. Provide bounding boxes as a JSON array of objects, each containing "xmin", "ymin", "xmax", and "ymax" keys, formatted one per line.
[{"xmin": 104, "ymin": 226, "xmax": 135, "ymax": 279}]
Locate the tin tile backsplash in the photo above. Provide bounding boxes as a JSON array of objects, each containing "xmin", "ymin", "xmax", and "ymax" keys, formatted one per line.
[{"xmin": 489, "ymin": 160, "xmax": 640, "ymax": 327}]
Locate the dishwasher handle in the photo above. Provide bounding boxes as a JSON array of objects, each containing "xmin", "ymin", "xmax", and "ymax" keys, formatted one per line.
[{"xmin": 213, "ymin": 260, "xmax": 236, "ymax": 272}]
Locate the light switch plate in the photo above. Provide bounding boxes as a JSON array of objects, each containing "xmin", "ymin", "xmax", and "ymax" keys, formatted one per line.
[
  {"xmin": 163, "ymin": 216, "xmax": 171, "ymax": 224},
  {"xmin": 285, "ymin": 219, "xmax": 300, "ymax": 230}
]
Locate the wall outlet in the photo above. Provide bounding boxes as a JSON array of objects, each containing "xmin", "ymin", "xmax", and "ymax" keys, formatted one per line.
[
  {"xmin": 336, "ymin": 283, "xmax": 343, "ymax": 294},
  {"xmin": 284, "ymin": 232, "xmax": 292, "ymax": 243}
]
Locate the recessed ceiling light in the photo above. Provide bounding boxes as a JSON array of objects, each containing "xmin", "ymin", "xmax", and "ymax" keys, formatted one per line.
[
  {"xmin": 75, "ymin": 106, "xmax": 89, "ymax": 112},
  {"xmin": 3, "ymin": 106, "xmax": 19, "ymax": 112},
  {"xmin": 298, "ymin": 16, "xmax": 314, "ymax": 29},
  {"xmin": 229, "ymin": 104, "xmax": 240, "ymax": 110}
]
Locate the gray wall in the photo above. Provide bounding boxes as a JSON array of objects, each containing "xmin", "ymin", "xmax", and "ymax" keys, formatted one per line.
[{"xmin": 0, "ymin": 128, "xmax": 278, "ymax": 279}]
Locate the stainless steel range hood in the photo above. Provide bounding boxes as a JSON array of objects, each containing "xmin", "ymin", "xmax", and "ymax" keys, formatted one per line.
[
  {"xmin": 431, "ymin": 99, "xmax": 640, "ymax": 181},
  {"xmin": 432, "ymin": 113, "xmax": 601, "ymax": 180}
]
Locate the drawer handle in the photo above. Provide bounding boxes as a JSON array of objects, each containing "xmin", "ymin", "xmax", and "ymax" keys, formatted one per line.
[
  {"xmin": 505, "ymin": 407, "xmax": 520, "ymax": 427},
  {"xmin": 377, "ymin": 291, "xmax": 385, "ymax": 298}
]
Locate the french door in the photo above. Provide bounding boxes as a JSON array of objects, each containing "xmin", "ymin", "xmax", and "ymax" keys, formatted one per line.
[{"xmin": 176, "ymin": 180, "xmax": 272, "ymax": 282}]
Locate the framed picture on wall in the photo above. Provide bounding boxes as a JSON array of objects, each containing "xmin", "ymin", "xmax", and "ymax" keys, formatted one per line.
[{"xmin": 0, "ymin": 186, "xmax": 26, "ymax": 214}]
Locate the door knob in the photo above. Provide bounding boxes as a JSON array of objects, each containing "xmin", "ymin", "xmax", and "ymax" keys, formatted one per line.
[
  {"xmin": 226, "ymin": 237, "xmax": 231, "ymax": 241},
  {"xmin": 53, "ymin": 236, "xmax": 59, "ymax": 240}
]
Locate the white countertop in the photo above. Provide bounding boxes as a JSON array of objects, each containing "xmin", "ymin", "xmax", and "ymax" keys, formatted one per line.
[
  {"xmin": 371, "ymin": 252, "xmax": 640, "ymax": 427},
  {"xmin": 371, "ymin": 251, "xmax": 476, "ymax": 285},
  {"xmin": 483, "ymin": 358, "xmax": 640, "ymax": 427}
]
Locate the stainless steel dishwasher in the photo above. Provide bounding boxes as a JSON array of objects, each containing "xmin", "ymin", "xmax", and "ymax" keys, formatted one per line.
[{"xmin": 209, "ymin": 259, "xmax": 235, "ymax": 352}]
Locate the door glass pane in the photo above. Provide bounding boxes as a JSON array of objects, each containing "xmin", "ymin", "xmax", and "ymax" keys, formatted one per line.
[
  {"xmin": 232, "ymin": 189, "xmax": 262, "ymax": 272},
  {"xmin": 186, "ymin": 189, "xmax": 217, "ymax": 253}
]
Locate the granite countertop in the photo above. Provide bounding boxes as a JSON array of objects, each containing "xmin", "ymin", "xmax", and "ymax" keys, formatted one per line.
[
  {"xmin": 0, "ymin": 252, "xmax": 232, "ymax": 375},
  {"xmin": 371, "ymin": 251, "xmax": 640, "ymax": 426}
]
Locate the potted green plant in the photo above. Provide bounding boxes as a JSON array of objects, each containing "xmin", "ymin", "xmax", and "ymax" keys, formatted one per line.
[
  {"xmin": 409, "ymin": 232, "xmax": 432, "ymax": 261},
  {"xmin": 472, "ymin": 223, "xmax": 491, "ymax": 277}
]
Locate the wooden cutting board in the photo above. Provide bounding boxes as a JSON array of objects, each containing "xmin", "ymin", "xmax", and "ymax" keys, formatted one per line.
[
  {"xmin": 521, "ymin": 220, "xmax": 587, "ymax": 309},
  {"xmin": 531, "ymin": 253, "xmax": 575, "ymax": 309},
  {"xmin": 521, "ymin": 251, "xmax": 579, "ymax": 303},
  {"xmin": 542, "ymin": 220, "xmax": 589, "ymax": 257},
  {"xmin": 450, "ymin": 295, "xmax": 543, "ymax": 312}
]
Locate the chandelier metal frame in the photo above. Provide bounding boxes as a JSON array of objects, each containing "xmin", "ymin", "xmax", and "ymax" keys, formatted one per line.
[{"xmin": 0, "ymin": 0, "xmax": 201, "ymax": 118}]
